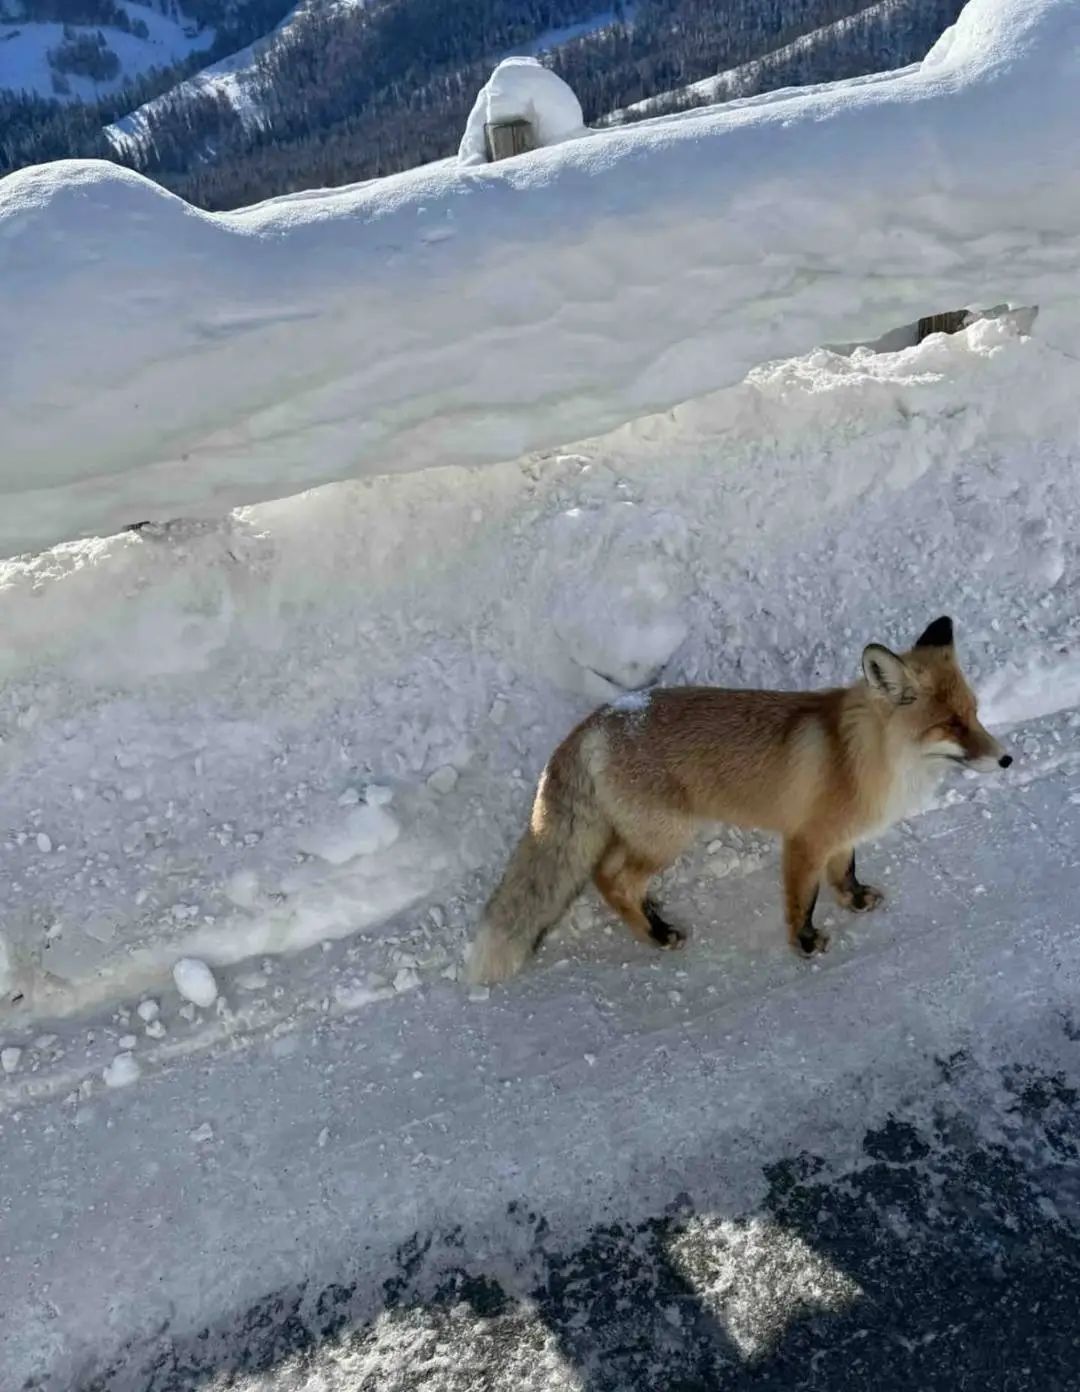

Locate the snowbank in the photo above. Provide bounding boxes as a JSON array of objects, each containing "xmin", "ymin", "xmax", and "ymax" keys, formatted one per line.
[
  {"xmin": 1, "ymin": 0, "xmax": 1078, "ymax": 558},
  {"xmin": 457, "ymin": 57, "xmax": 586, "ymax": 165},
  {"xmin": 1, "ymin": 314, "xmax": 1078, "ymax": 1022}
]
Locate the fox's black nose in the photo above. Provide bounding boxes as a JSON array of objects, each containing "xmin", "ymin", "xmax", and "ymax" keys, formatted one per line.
[{"xmin": 999, "ymin": 754, "xmax": 1013, "ymax": 769}]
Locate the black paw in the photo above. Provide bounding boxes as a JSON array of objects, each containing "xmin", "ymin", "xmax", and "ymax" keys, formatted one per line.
[
  {"xmin": 849, "ymin": 884, "xmax": 884, "ymax": 913},
  {"xmin": 795, "ymin": 927, "xmax": 830, "ymax": 957},
  {"xmin": 645, "ymin": 899, "xmax": 686, "ymax": 950}
]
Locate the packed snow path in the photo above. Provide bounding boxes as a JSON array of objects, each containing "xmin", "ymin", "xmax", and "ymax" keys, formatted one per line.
[
  {"xmin": 4, "ymin": 745, "xmax": 1080, "ymax": 1389},
  {"xmin": 1, "ymin": 0, "xmax": 1080, "ymax": 556}
]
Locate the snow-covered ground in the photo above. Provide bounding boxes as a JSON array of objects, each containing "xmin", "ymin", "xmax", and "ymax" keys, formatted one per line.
[
  {"xmin": 3, "ymin": 1, "xmax": 1080, "ymax": 1384},
  {"xmin": 2, "ymin": 311, "xmax": 1076, "ymax": 1026},
  {"xmin": 0, "ymin": 1, "xmax": 213, "ymax": 101},
  {"xmin": 3, "ymin": 0, "xmax": 1079, "ymax": 558}
]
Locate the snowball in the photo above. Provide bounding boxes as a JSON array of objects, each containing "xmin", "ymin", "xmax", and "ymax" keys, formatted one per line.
[
  {"xmin": 103, "ymin": 1052, "xmax": 140, "ymax": 1088},
  {"xmin": 172, "ymin": 958, "xmax": 219, "ymax": 1009},
  {"xmin": 458, "ymin": 58, "xmax": 585, "ymax": 167}
]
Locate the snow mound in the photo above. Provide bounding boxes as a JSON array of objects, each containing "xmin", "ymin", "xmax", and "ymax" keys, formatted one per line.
[
  {"xmin": 1, "ymin": 0, "xmax": 1078, "ymax": 558},
  {"xmin": 458, "ymin": 57, "xmax": 586, "ymax": 166}
]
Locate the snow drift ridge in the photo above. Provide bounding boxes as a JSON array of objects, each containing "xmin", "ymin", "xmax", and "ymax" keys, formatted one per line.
[{"xmin": 0, "ymin": 0, "xmax": 1077, "ymax": 559}]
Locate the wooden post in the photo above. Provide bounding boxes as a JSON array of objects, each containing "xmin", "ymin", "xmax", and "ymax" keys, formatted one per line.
[
  {"xmin": 484, "ymin": 118, "xmax": 537, "ymax": 163},
  {"xmin": 916, "ymin": 309, "xmax": 970, "ymax": 343}
]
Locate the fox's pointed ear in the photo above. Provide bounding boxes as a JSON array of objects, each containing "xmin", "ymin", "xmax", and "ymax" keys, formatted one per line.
[
  {"xmin": 914, "ymin": 615, "xmax": 954, "ymax": 649},
  {"xmin": 862, "ymin": 644, "xmax": 916, "ymax": 705}
]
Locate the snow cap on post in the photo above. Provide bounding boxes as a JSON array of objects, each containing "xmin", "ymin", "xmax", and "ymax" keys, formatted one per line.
[{"xmin": 458, "ymin": 58, "xmax": 586, "ymax": 167}]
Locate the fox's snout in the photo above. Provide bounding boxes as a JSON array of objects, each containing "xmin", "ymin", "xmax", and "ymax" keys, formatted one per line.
[{"xmin": 964, "ymin": 726, "xmax": 1012, "ymax": 772}]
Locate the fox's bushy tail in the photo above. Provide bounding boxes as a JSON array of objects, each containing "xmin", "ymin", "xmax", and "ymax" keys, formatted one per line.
[{"xmin": 467, "ymin": 751, "xmax": 609, "ymax": 985}]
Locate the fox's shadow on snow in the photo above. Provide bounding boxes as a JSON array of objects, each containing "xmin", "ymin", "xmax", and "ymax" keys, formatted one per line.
[{"xmin": 51, "ymin": 1042, "xmax": 1080, "ymax": 1392}]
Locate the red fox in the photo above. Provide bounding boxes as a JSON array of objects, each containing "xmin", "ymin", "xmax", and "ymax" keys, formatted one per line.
[{"xmin": 467, "ymin": 617, "xmax": 1011, "ymax": 984}]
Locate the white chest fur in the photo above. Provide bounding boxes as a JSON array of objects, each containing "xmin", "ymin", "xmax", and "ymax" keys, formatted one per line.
[{"xmin": 859, "ymin": 756, "xmax": 946, "ymax": 842}]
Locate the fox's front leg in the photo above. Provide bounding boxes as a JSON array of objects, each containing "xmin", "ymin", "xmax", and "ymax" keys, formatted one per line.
[
  {"xmin": 826, "ymin": 848, "xmax": 884, "ymax": 913},
  {"xmin": 782, "ymin": 836, "xmax": 830, "ymax": 956}
]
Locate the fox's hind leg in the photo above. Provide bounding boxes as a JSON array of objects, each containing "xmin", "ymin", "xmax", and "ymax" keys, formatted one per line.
[
  {"xmin": 594, "ymin": 840, "xmax": 685, "ymax": 950},
  {"xmin": 826, "ymin": 847, "xmax": 884, "ymax": 913}
]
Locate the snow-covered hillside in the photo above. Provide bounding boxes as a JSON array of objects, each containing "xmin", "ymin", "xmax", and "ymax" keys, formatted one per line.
[
  {"xmin": 2, "ymin": 2, "xmax": 1080, "ymax": 1386},
  {"xmin": 605, "ymin": 0, "xmax": 927, "ymax": 125},
  {"xmin": 0, "ymin": 0, "xmax": 214, "ymax": 100},
  {"xmin": 103, "ymin": 0, "xmax": 308, "ymax": 155}
]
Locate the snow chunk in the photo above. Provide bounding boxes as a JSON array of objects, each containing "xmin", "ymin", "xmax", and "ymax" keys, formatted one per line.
[
  {"xmin": 172, "ymin": 958, "xmax": 218, "ymax": 1009},
  {"xmin": 136, "ymin": 998, "xmax": 159, "ymax": 1023},
  {"xmin": 0, "ymin": 935, "xmax": 16, "ymax": 999},
  {"xmin": 610, "ymin": 688, "xmax": 652, "ymax": 715},
  {"xmin": 458, "ymin": 58, "xmax": 585, "ymax": 167},
  {"xmin": 393, "ymin": 967, "xmax": 421, "ymax": 994},
  {"xmin": 1, "ymin": 1047, "xmax": 22, "ymax": 1075},
  {"xmin": 427, "ymin": 765, "xmax": 459, "ymax": 795},
  {"xmin": 103, "ymin": 1053, "xmax": 140, "ymax": 1088},
  {"xmin": 298, "ymin": 804, "xmax": 400, "ymax": 867},
  {"xmin": 35, "ymin": 832, "xmax": 52, "ymax": 854}
]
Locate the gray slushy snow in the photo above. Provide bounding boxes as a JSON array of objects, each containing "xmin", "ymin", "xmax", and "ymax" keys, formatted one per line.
[{"xmin": 172, "ymin": 959, "xmax": 219, "ymax": 1009}]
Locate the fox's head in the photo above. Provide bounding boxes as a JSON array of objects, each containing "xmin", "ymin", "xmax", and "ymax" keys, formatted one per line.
[{"xmin": 861, "ymin": 616, "xmax": 1012, "ymax": 772}]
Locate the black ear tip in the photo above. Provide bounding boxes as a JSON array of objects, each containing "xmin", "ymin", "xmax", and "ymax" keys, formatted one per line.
[{"xmin": 915, "ymin": 615, "xmax": 954, "ymax": 648}]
